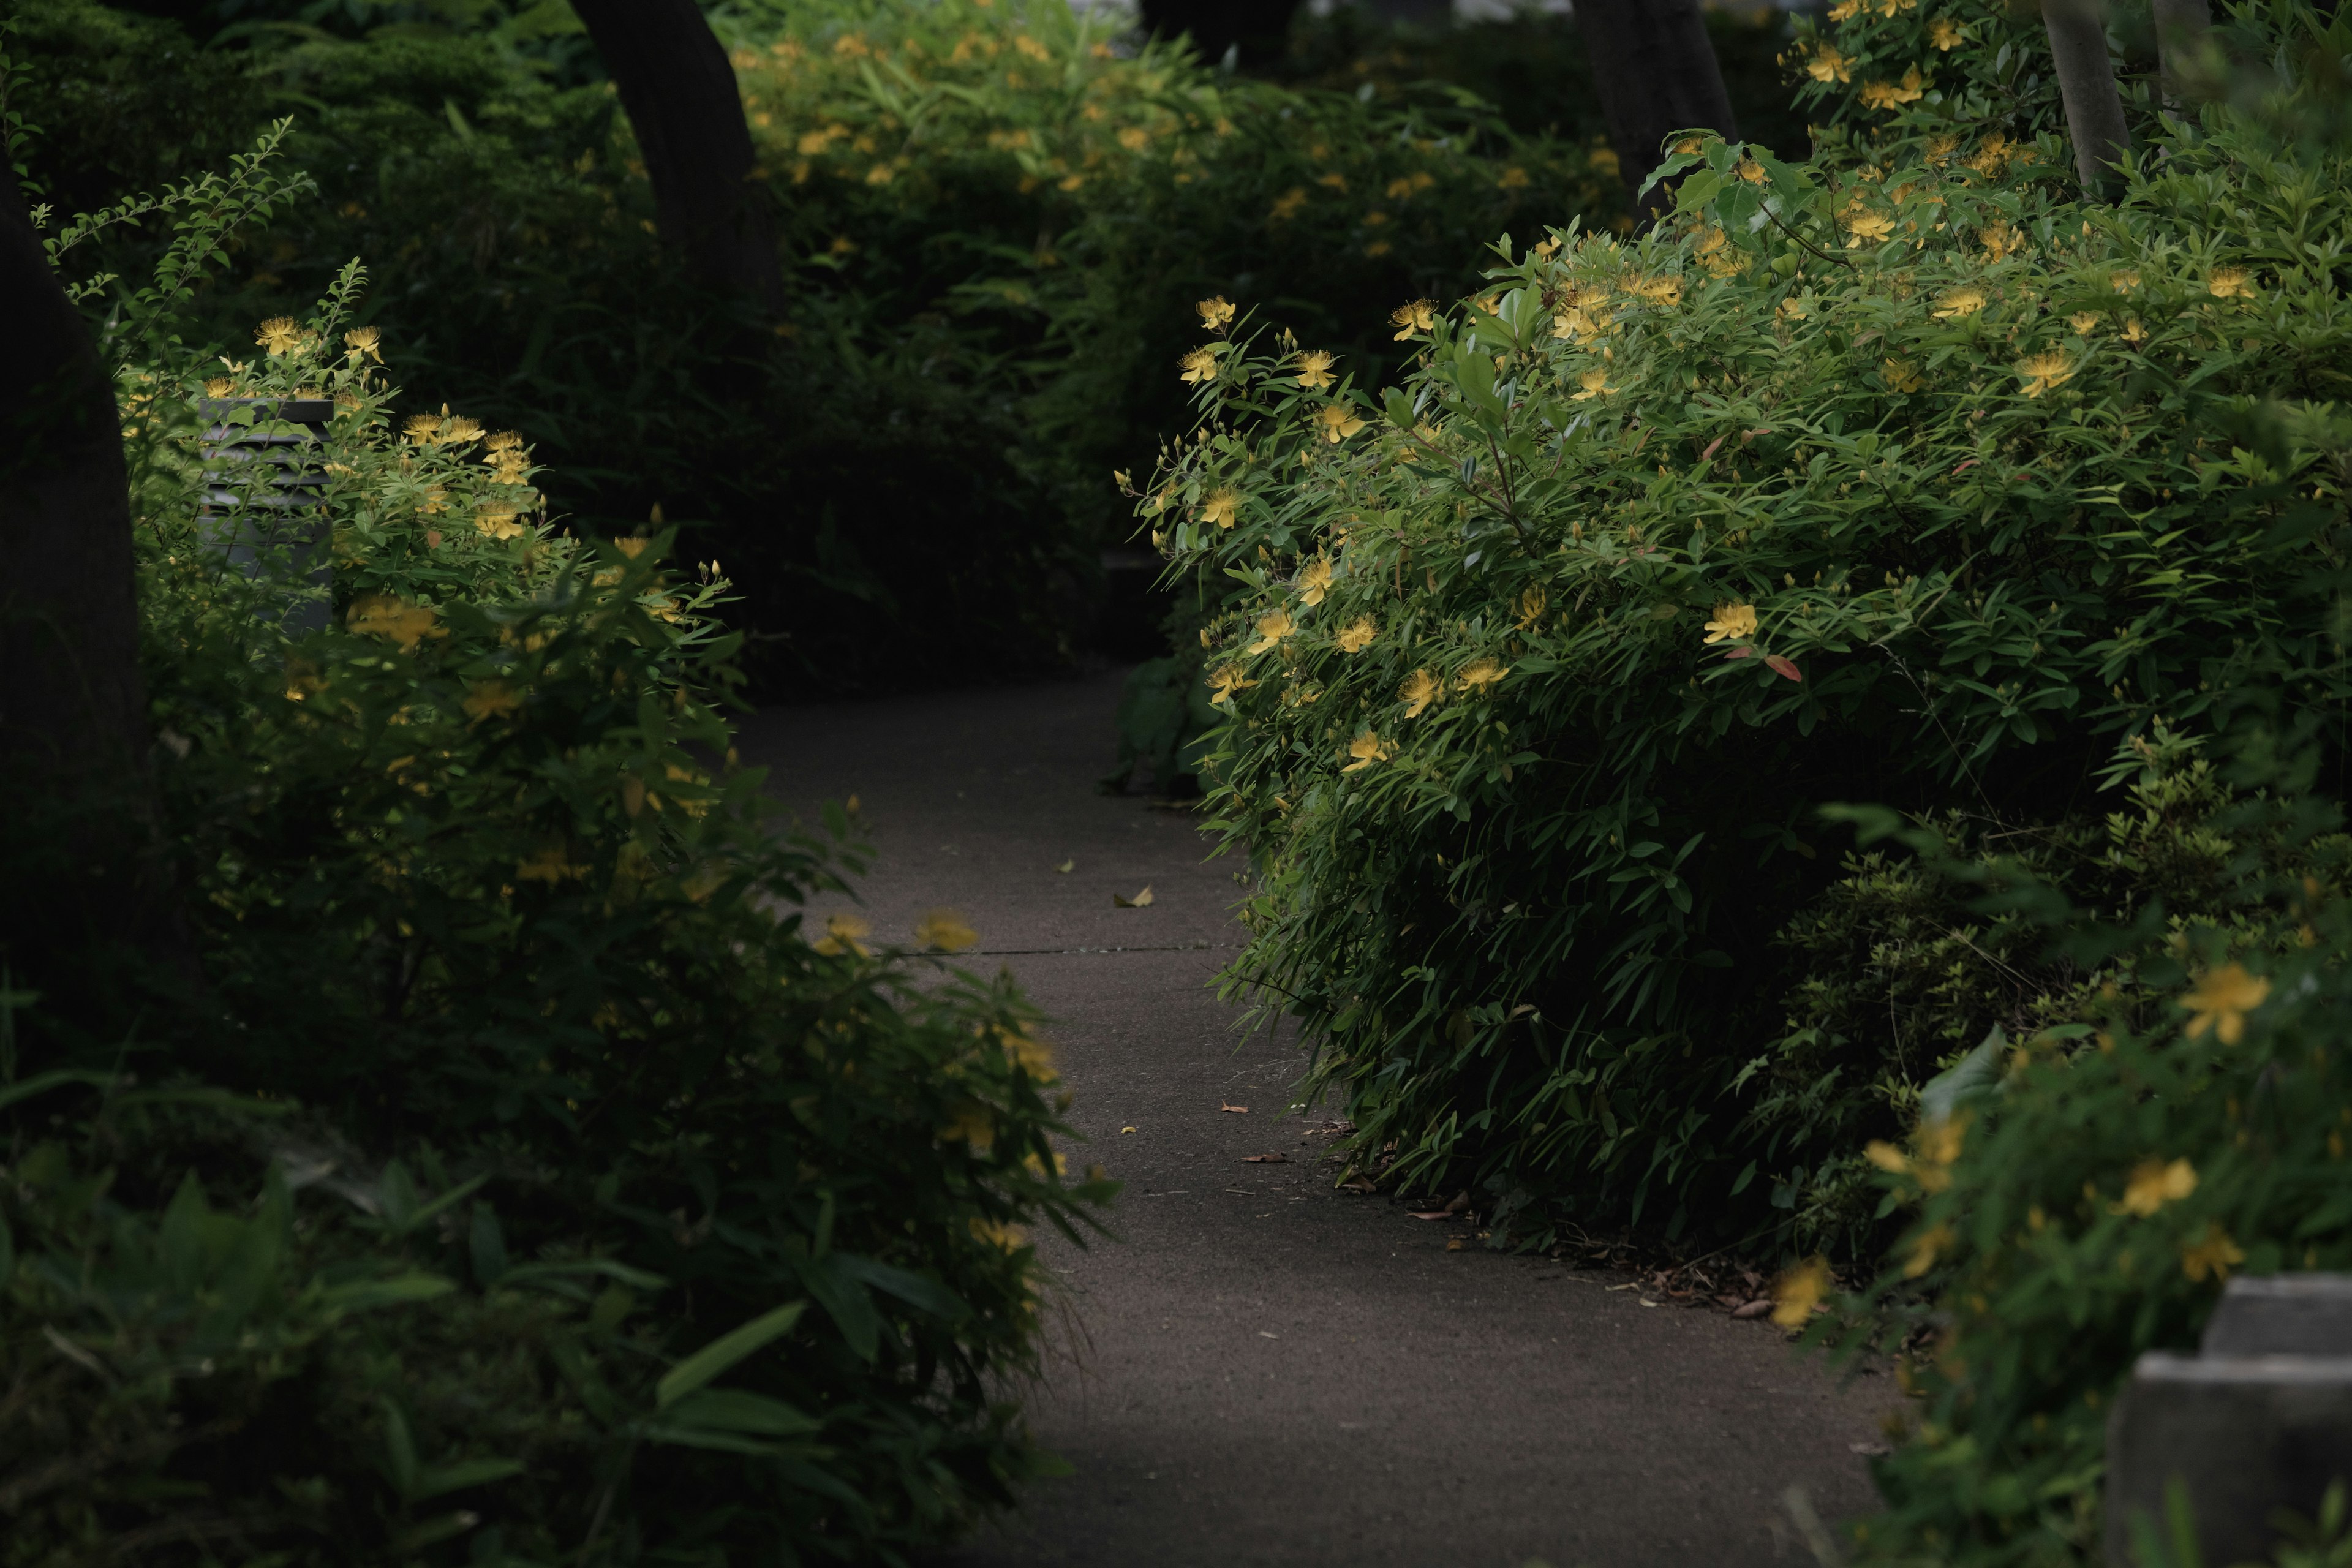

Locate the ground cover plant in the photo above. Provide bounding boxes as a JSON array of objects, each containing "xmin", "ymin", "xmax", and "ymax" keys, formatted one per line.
[
  {"xmin": 1140, "ymin": 0, "xmax": 2351, "ymax": 1257},
  {"xmin": 12, "ymin": 0, "xmax": 1630, "ymax": 695},
  {"xmin": 1, "ymin": 110, "xmax": 1113, "ymax": 1562}
]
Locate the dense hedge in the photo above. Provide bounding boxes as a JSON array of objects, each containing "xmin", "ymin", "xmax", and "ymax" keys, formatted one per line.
[
  {"xmin": 2, "ymin": 138, "xmax": 1111, "ymax": 1563},
  {"xmin": 1144, "ymin": 0, "xmax": 2350, "ymax": 1256}
]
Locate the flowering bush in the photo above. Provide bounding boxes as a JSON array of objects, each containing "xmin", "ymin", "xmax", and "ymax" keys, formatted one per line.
[
  {"xmin": 1137, "ymin": 0, "xmax": 2352, "ymax": 1259},
  {"xmin": 2, "ymin": 140, "xmax": 1112, "ymax": 1565}
]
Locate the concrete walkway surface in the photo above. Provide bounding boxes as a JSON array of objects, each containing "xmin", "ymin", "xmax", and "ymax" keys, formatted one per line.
[{"xmin": 738, "ymin": 669, "xmax": 1892, "ymax": 1568}]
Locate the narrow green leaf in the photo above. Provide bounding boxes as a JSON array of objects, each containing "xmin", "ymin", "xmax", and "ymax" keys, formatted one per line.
[{"xmin": 655, "ymin": 1300, "xmax": 805, "ymax": 1409}]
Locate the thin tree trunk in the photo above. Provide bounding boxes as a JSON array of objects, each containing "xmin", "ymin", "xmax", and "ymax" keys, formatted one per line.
[
  {"xmin": 569, "ymin": 0, "xmax": 783, "ymax": 313},
  {"xmin": 2152, "ymin": 0, "xmax": 2213, "ymax": 108},
  {"xmin": 1574, "ymin": 0, "xmax": 1740, "ymax": 219},
  {"xmin": 0, "ymin": 164, "xmax": 177, "ymax": 976},
  {"xmin": 2042, "ymin": 0, "xmax": 2132, "ymax": 198}
]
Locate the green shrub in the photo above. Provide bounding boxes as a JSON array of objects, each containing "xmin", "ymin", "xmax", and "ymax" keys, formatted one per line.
[
  {"xmin": 1138, "ymin": 0, "xmax": 2352, "ymax": 1253},
  {"xmin": 2, "ymin": 132, "xmax": 1112, "ymax": 1565}
]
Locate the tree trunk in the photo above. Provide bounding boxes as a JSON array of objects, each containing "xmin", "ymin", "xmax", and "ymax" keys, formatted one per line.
[
  {"xmin": 1574, "ymin": 0, "xmax": 1740, "ymax": 219},
  {"xmin": 2042, "ymin": 0, "xmax": 2132, "ymax": 198},
  {"xmin": 0, "ymin": 164, "xmax": 177, "ymax": 977},
  {"xmin": 569, "ymin": 0, "xmax": 783, "ymax": 312},
  {"xmin": 1139, "ymin": 0, "xmax": 1306, "ymax": 70}
]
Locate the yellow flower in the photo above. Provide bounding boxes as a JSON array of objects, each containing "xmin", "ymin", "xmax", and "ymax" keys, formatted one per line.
[
  {"xmin": 1703, "ymin": 603, "xmax": 1757, "ymax": 644},
  {"xmin": 516, "ymin": 843, "xmax": 587, "ymax": 883},
  {"xmin": 462, "ymin": 679, "xmax": 523, "ymax": 723},
  {"xmin": 1865, "ymin": 1140, "xmax": 1910, "ymax": 1175},
  {"xmin": 344, "ymin": 325, "xmax": 383, "ymax": 363},
  {"xmin": 2182, "ymin": 963, "xmax": 2271, "ymax": 1044},
  {"xmin": 1118, "ymin": 126, "xmax": 1151, "ymax": 152},
  {"xmin": 1269, "ymin": 185, "xmax": 1308, "ymax": 221},
  {"xmin": 485, "ymin": 429, "xmax": 524, "ymax": 453},
  {"xmin": 2069, "ymin": 311, "xmax": 2102, "ymax": 335},
  {"xmin": 1514, "ymin": 585, "xmax": 1547, "ymax": 629},
  {"xmin": 2121, "ymin": 1157, "xmax": 2198, "ymax": 1217},
  {"xmin": 940, "ymin": 1101, "xmax": 996, "ymax": 1150},
  {"xmin": 1932, "ymin": 284, "xmax": 1987, "ymax": 319},
  {"xmin": 255, "ymin": 317, "xmax": 303, "ymax": 356},
  {"xmin": 2207, "ymin": 266, "xmax": 2256, "ymax": 300},
  {"xmin": 1335, "ymin": 617, "xmax": 1379, "ymax": 653},
  {"xmin": 1903, "ymin": 1222, "xmax": 1955, "ymax": 1278},
  {"xmin": 1400, "ymin": 669, "xmax": 1440, "ymax": 717},
  {"xmin": 476, "ymin": 511, "xmax": 525, "ymax": 541},
  {"xmin": 1003, "ymin": 1030, "xmax": 1057, "ymax": 1082},
  {"xmin": 1178, "ymin": 347, "xmax": 1219, "ymax": 384},
  {"xmin": 1247, "ymin": 609, "xmax": 1296, "ymax": 654},
  {"xmin": 1883, "ymin": 357, "xmax": 1924, "ymax": 393},
  {"xmin": 402, "ymin": 413, "xmax": 442, "ymax": 443},
  {"xmin": 1457, "ymin": 657, "xmax": 1507, "ymax": 692},
  {"xmin": 1572, "ymin": 367, "xmax": 1616, "ymax": 402},
  {"xmin": 1828, "ymin": 0, "xmax": 1859, "ymax": 17},
  {"xmin": 914, "ymin": 907, "xmax": 979, "ymax": 952},
  {"xmin": 1297, "ymin": 556, "xmax": 1333, "ymax": 606},
  {"xmin": 2120, "ymin": 316, "xmax": 2149, "ymax": 344},
  {"xmin": 968, "ymin": 1217, "xmax": 1026, "ymax": 1250},
  {"xmin": 814, "ymin": 913, "xmax": 870, "ymax": 956},
  {"xmin": 1200, "ymin": 488, "xmax": 1241, "ymax": 528},
  {"xmin": 1771, "ymin": 1256, "xmax": 1831, "ymax": 1327},
  {"xmin": 204, "ymin": 376, "xmax": 235, "ymax": 398},
  {"xmin": 1314, "ymin": 404, "xmax": 1367, "ymax": 443},
  {"xmin": 1389, "ymin": 299, "xmax": 1438, "ymax": 339},
  {"xmin": 1625, "ymin": 274, "xmax": 1682, "ymax": 307},
  {"xmin": 1206, "ymin": 664, "xmax": 1256, "ymax": 706},
  {"xmin": 1806, "ymin": 44, "xmax": 1854, "ymax": 83},
  {"xmin": 1776, "ymin": 296, "xmax": 1809, "ymax": 323},
  {"xmin": 439, "ymin": 415, "xmax": 484, "ymax": 445},
  {"xmin": 1980, "ymin": 221, "xmax": 2024, "ymax": 262},
  {"xmin": 2182, "ymin": 1222, "xmax": 2246, "ymax": 1282},
  {"xmin": 1844, "ymin": 209, "xmax": 1895, "ymax": 247},
  {"xmin": 1294, "ymin": 349, "xmax": 1336, "ymax": 390},
  {"xmin": 1734, "ymin": 156, "xmax": 1767, "ymax": 184},
  {"xmin": 1929, "ymin": 17, "xmax": 1966, "ymax": 49},
  {"xmin": 2111, "ymin": 268, "xmax": 2142, "ymax": 292},
  {"xmin": 346, "ymin": 594, "xmax": 441, "ymax": 651},
  {"xmin": 2015, "ymin": 349, "xmax": 2076, "ymax": 398},
  {"xmin": 1197, "ymin": 295, "xmax": 1236, "ymax": 330},
  {"xmin": 1341, "ymin": 729, "xmax": 1393, "ymax": 772}
]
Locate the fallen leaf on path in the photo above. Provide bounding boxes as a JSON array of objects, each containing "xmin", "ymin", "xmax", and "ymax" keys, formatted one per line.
[
  {"xmin": 1120, "ymin": 1125, "xmax": 1137, "ymax": 1134},
  {"xmin": 846, "ymin": 794, "xmax": 860, "ymax": 813},
  {"xmin": 1408, "ymin": 1190, "xmax": 1472, "ymax": 1220},
  {"xmin": 1849, "ymin": 1441, "xmax": 1892, "ymax": 1457},
  {"xmin": 1113, "ymin": 886, "xmax": 1155, "ymax": 908},
  {"xmin": 1242, "ymin": 1153, "xmax": 1287, "ymax": 1163},
  {"xmin": 1055, "ymin": 859, "xmax": 1074, "ymax": 873},
  {"xmin": 1219, "ymin": 1102, "xmax": 1248, "ymax": 1114},
  {"xmin": 1445, "ymin": 1238, "xmax": 1466, "ymax": 1251},
  {"xmin": 1337, "ymin": 1174, "xmax": 1377, "ymax": 1194},
  {"xmin": 1730, "ymin": 1298, "xmax": 1775, "ymax": 1319},
  {"xmin": 1257, "ymin": 1330, "xmax": 1279, "ymax": 1339}
]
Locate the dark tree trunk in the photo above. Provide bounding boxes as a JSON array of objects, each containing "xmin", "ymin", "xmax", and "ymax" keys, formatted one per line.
[
  {"xmin": 569, "ymin": 0, "xmax": 783, "ymax": 312},
  {"xmin": 1574, "ymin": 0, "xmax": 1740, "ymax": 217},
  {"xmin": 0, "ymin": 164, "xmax": 178, "ymax": 975},
  {"xmin": 2042, "ymin": 0, "xmax": 2131, "ymax": 198},
  {"xmin": 1139, "ymin": 0, "xmax": 1305, "ymax": 69}
]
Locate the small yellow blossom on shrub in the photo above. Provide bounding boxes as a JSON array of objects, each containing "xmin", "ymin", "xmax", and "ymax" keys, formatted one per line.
[
  {"xmin": 462, "ymin": 680, "xmax": 524, "ymax": 723},
  {"xmin": 1735, "ymin": 156, "xmax": 1767, "ymax": 184},
  {"xmin": 1457, "ymin": 658, "xmax": 1507, "ymax": 693},
  {"xmin": 255, "ymin": 317, "xmax": 303, "ymax": 356},
  {"xmin": 1003, "ymin": 1029, "xmax": 1057, "ymax": 1081},
  {"xmin": 1904, "ymin": 1221, "xmax": 1955, "ymax": 1278},
  {"xmin": 2207, "ymin": 266, "xmax": 2257, "ymax": 300},
  {"xmin": 1933, "ymin": 284, "xmax": 1987, "ymax": 319},
  {"xmin": 940, "ymin": 1101, "xmax": 995, "ymax": 1149},
  {"xmin": 1859, "ymin": 66, "xmax": 1926, "ymax": 111},
  {"xmin": 1625, "ymin": 274, "xmax": 1682, "ymax": 307},
  {"xmin": 2112, "ymin": 268, "xmax": 2142, "ymax": 291},
  {"xmin": 2121, "ymin": 1157, "xmax": 2198, "ymax": 1216},
  {"xmin": 347, "ymin": 594, "xmax": 441, "ymax": 651},
  {"xmin": 1703, "ymin": 603, "xmax": 1757, "ymax": 644},
  {"xmin": 1248, "ymin": 609, "xmax": 1296, "ymax": 654},
  {"xmin": 814, "ymin": 913, "xmax": 871, "ymax": 956},
  {"xmin": 2122, "ymin": 316, "xmax": 2149, "ymax": 344},
  {"xmin": 1515, "ymin": 586, "xmax": 1546, "ymax": 628},
  {"xmin": 516, "ymin": 843, "xmax": 587, "ymax": 883},
  {"xmin": 2016, "ymin": 350, "xmax": 2076, "ymax": 397},
  {"xmin": 1572, "ymin": 367, "xmax": 1616, "ymax": 402},
  {"xmin": 1389, "ymin": 299, "xmax": 1437, "ymax": 339},
  {"xmin": 2182, "ymin": 1223, "xmax": 2247, "ymax": 1282},
  {"xmin": 1335, "ymin": 617, "xmax": 1379, "ymax": 653},
  {"xmin": 1197, "ymin": 295, "xmax": 1236, "ymax": 330},
  {"xmin": 1844, "ymin": 209, "xmax": 1896, "ymax": 247},
  {"xmin": 914, "ymin": 908, "xmax": 979, "ymax": 953},
  {"xmin": 1400, "ymin": 669, "xmax": 1440, "ymax": 717},
  {"xmin": 485, "ymin": 429, "xmax": 523, "ymax": 453},
  {"xmin": 441, "ymin": 415, "xmax": 485, "ymax": 445},
  {"xmin": 343, "ymin": 325, "xmax": 383, "ymax": 362},
  {"xmin": 1297, "ymin": 556, "xmax": 1333, "ymax": 606},
  {"xmin": 969, "ymin": 1218, "xmax": 1026, "ymax": 1250},
  {"xmin": 1199, "ymin": 488, "xmax": 1240, "ymax": 527},
  {"xmin": 1314, "ymin": 405, "xmax": 1367, "ymax": 443},
  {"xmin": 1776, "ymin": 296, "xmax": 1809, "ymax": 323},
  {"xmin": 1807, "ymin": 44, "xmax": 1855, "ymax": 83},
  {"xmin": 1980, "ymin": 221, "xmax": 2025, "ymax": 261},
  {"xmin": 1269, "ymin": 185, "xmax": 1308, "ymax": 221},
  {"xmin": 2182, "ymin": 963, "xmax": 2271, "ymax": 1042},
  {"xmin": 1341, "ymin": 730, "xmax": 1393, "ymax": 772},
  {"xmin": 1929, "ymin": 17, "xmax": 1966, "ymax": 48},
  {"xmin": 1178, "ymin": 347, "xmax": 1219, "ymax": 384},
  {"xmin": 1883, "ymin": 358, "xmax": 1924, "ymax": 393},
  {"xmin": 1771, "ymin": 1255, "xmax": 1831, "ymax": 1327},
  {"xmin": 476, "ymin": 511, "xmax": 525, "ymax": 541},
  {"xmin": 1828, "ymin": 0, "xmax": 1859, "ymax": 18},
  {"xmin": 2069, "ymin": 311, "xmax": 2102, "ymax": 335},
  {"xmin": 1293, "ymin": 349, "xmax": 1336, "ymax": 389},
  {"xmin": 402, "ymin": 413, "xmax": 441, "ymax": 443},
  {"xmin": 1207, "ymin": 664, "xmax": 1256, "ymax": 705}
]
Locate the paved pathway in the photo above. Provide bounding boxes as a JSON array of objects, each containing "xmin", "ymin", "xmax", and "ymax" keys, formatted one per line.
[{"xmin": 740, "ymin": 669, "xmax": 1891, "ymax": 1568}]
